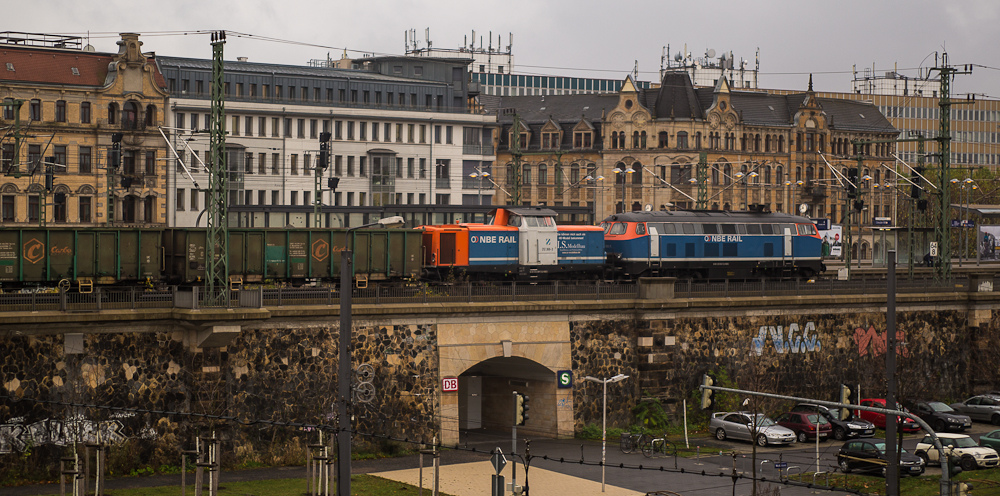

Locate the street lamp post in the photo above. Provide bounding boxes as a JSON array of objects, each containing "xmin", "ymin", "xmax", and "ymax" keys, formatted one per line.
[
  {"xmin": 584, "ymin": 374, "xmax": 628, "ymax": 492},
  {"xmin": 612, "ymin": 166, "xmax": 634, "ymax": 213},
  {"xmin": 338, "ymin": 215, "xmax": 404, "ymax": 496},
  {"xmin": 469, "ymin": 170, "xmax": 491, "ymax": 221}
]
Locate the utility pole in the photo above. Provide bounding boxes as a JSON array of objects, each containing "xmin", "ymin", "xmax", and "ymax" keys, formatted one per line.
[
  {"xmin": 696, "ymin": 152, "xmax": 708, "ymax": 209},
  {"xmin": 0, "ymin": 99, "xmax": 25, "ymax": 177},
  {"xmin": 503, "ymin": 109, "xmax": 522, "ymax": 205},
  {"xmin": 205, "ymin": 31, "xmax": 229, "ymax": 304},
  {"xmin": 928, "ymin": 53, "xmax": 973, "ymax": 281}
]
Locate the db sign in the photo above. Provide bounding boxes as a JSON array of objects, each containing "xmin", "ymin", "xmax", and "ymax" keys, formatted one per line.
[{"xmin": 442, "ymin": 377, "xmax": 459, "ymax": 392}]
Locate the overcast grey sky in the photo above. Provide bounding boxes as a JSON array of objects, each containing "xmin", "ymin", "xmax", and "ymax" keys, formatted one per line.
[{"xmin": 16, "ymin": 0, "xmax": 1000, "ymax": 97}]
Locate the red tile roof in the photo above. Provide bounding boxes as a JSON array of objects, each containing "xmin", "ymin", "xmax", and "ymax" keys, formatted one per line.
[{"xmin": 0, "ymin": 46, "xmax": 168, "ymax": 91}]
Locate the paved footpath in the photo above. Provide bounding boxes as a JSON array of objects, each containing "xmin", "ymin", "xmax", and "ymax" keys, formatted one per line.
[{"xmin": 372, "ymin": 459, "xmax": 641, "ymax": 496}]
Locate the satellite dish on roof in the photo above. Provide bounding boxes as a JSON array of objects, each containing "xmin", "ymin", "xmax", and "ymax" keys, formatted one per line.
[
  {"xmin": 799, "ymin": 203, "xmax": 809, "ymax": 214},
  {"xmin": 644, "ymin": 204, "xmax": 652, "ymax": 211},
  {"xmin": 674, "ymin": 53, "xmax": 683, "ymax": 62},
  {"xmin": 706, "ymin": 48, "xmax": 716, "ymax": 58}
]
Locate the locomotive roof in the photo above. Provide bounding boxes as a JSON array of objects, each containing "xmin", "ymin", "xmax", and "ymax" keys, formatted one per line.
[
  {"xmin": 503, "ymin": 206, "xmax": 559, "ymax": 217},
  {"xmin": 602, "ymin": 210, "xmax": 812, "ymax": 224}
]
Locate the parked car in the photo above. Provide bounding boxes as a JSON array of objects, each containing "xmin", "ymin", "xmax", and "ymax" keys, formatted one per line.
[
  {"xmin": 949, "ymin": 395, "xmax": 1000, "ymax": 425},
  {"xmin": 791, "ymin": 403, "xmax": 876, "ymax": 441},
  {"xmin": 910, "ymin": 401, "xmax": 972, "ymax": 432},
  {"xmin": 837, "ymin": 438, "xmax": 925, "ymax": 476},
  {"xmin": 980, "ymin": 430, "xmax": 1000, "ymax": 451},
  {"xmin": 709, "ymin": 412, "xmax": 797, "ymax": 447},
  {"xmin": 775, "ymin": 411, "xmax": 832, "ymax": 442},
  {"xmin": 914, "ymin": 433, "xmax": 1000, "ymax": 471},
  {"xmin": 856, "ymin": 398, "xmax": 921, "ymax": 433}
]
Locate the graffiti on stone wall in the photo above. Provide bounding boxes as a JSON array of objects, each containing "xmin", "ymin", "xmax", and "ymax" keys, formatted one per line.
[
  {"xmin": 751, "ymin": 322, "xmax": 822, "ymax": 355},
  {"xmin": 853, "ymin": 326, "xmax": 910, "ymax": 357},
  {"xmin": 0, "ymin": 413, "xmax": 156, "ymax": 453}
]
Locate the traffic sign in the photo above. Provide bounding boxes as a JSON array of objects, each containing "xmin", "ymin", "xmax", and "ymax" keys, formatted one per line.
[
  {"xmin": 557, "ymin": 370, "xmax": 572, "ymax": 388},
  {"xmin": 491, "ymin": 448, "xmax": 507, "ymax": 474},
  {"xmin": 442, "ymin": 377, "xmax": 459, "ymax": 392}
]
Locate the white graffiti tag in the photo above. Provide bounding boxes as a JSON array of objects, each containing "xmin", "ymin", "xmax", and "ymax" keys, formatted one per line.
[
  {"xmin": 0, "ymin": 417, "xmax": 129, "ymax": 454},
  {"xmin": 751, "ymin": 322, "xmax": 821, "ymax": 356}
]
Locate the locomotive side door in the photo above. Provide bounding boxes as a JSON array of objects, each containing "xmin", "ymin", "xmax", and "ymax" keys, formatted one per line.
[
  {"xmin": 783, "ymin": 227, "xmax": 793, "ymax": 259},
  {"xmin": 648, "ymin": 225, "xmax": 660, "ymax": 259}
]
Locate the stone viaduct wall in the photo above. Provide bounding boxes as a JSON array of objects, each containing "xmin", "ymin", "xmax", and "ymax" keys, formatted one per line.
[{"xmin": 1, "ymin": 283, "xmax": 998, "ymax": 472}]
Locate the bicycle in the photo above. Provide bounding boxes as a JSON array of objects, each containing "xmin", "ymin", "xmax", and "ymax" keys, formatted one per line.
[
  {"xmin": 619, "ymin": 432, "xmax": 651, "ymax": 454},
  {"xmin": 642, "ymin": 434, "xmax": 676, "ymax": 458}
]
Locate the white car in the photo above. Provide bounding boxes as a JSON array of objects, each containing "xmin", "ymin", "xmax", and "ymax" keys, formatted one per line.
[
  {"xmin": 709, "ymin": 411, "xmax": 797, "ymax": 447},
  {"xmin": 914, "ymin": 433, "xmax": 1000, "ymax": 471}
]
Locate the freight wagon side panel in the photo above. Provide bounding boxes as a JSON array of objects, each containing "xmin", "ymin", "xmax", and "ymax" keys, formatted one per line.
[
  {"xmin": 305, "ymin": 230, "xmax": 334, "ymax": 279},
  {"xmin": 242, "ymin": 231, "xmax": 266, "ymax": 282},
  {"xmin": 18, "ymin": 230, "xmax": 49, "ymax": 282},
  {"xmin": 47, "ymin": 230, "xmax": 76, "ymax": 281},
  {"xmin": 229, "ymin": 231, "xmax": 247, "ymax": 282},
  {"xmin": 353, "ymin": 231, "xmax": 386, "ymax": 279},
  {"xmin": 399, "ymin": 230, "xmax": 422, "ymax": 278},
  {"xmin": 0, "ymin": 231, "xmax": 19, "ymax": 282},
  {"xmin": 139, "ymin": 230, "xmax": 161, "ymax": 281}
]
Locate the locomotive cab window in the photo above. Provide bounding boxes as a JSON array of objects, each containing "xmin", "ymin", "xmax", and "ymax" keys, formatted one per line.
[
  {"xmin": 797, "ymin": 224, "xmax": 817, "ymax": 236},
  {"xmin": 703, "ymin": 224, "xmax": 719, "ymax": 234},
  {"xmin": 746, "ymin": 224, "xmax": 761, "ymax": 235},
  {"xmin": 761, "ymin": 224, "xmax": 773, "ymax": 235},
  {"xmin": 608, "ymin": 222, "xmax": 627, "ymax": 235},
  {"xmin": 509, "ymin": 215, "xmax": 522, "ymax": 227},
  {"xmin": 635, "ymin": 223, "xmax": 646, "ymax": 235},
  {"xmin": 721, "ymin": 224, "xmax": 737, "ymax": 235}
]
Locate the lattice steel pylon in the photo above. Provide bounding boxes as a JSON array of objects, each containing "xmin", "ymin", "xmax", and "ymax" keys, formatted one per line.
[
  {"xmin": 696, "ymin": 152, "xmax": 708, "ymax": 209},
  {"xmin": 205, "ymin": 31, "xmax": 229, "ymax": 304},
  {"xmin": 928, "ymin": 52, "xmax": 973, "ymax": 282}
]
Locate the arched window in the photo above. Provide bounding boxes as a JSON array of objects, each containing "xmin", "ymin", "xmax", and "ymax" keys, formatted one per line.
[
  {"xmin": 676, "ymin": 131, "xmax": 689, "ymax": 149},
  {"xmin": 123, "ymin": 101, "xmax": 139, "ymax": 130},
  {"xmin": 775, "ymin": 165, "xmax": 783, "ymax": 184},
  {"xmin": 658, "ymin": 132, "xmax": 669, "ymax": 148},
  {"xmin": 754, "ymin": 134, "xmax": 761, "ymax": 152},
  {"xmin": 615, "ymin": 162, "xmax": 626, "ymax": 184},
  {"xmin": 538, "ymin": 164, "xmax": 548, "ymax": 185},
  {"xmin": 107, "ymin": 102, "xmax": 119, "ymax": 125},
  {"xmin": 723, "ymin": 163, "xmax": 732, "ymax": 185},
  {"xmin": 632, "ymin": 162, "xmax": 642, "ymax": 185},
  {"xmin": 806, "ymin": 166, "xmax": 815, "ymax": 183},
  {"xmin": 765, "ymin": 165, "xmax": 772, "ymax": 184},
  {"xmin": 144, "ymin": 104, "xmax": 156, "ymax": 127},
  {"xmin": 777, "ymin": 135, "xmax": 784, "ymax": 153},
  {"xmin": 765, "ymin": 135, "xmax": 771, "ymax": 152},
  {"xmin": 640, "ymin": 131, "xmax": 647, "ymax": 148},
  {"xmin": 632, "ymin": 131, "xmax": 640, "ymax": 148},
  {"xmin": 611, "ymin": 132, "xmax": 620, "ymax": 149},
  {"xmin": 795, "ymin": 166, "xmax": 802, "ymax": 182},
  {"xmin": 712, "ymin": 166, "xmax": 720, "ymax": 185}
]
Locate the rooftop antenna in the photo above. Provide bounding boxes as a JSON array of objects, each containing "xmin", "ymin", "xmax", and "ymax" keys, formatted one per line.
[
  {"xmin": 471, "ymin": 30, "xmax": 475, "ymax": 50},
  {"xmin": 488, "ymin": 31, "xmax": 493, "ymax": 51},
  {"xmin": 634, "ymin": 60, "xmax": 638, "ymax": 80},
  {"xmin": 507, "ymin": 32, "xmax": 512, "ymax": 52},
  {"xmin": 661, "ymin": 46, "xmax": 666, "ymax": 72},
  {"xmin": 425, "ymin": 27, "xmax": 431, "ymax": 49}
]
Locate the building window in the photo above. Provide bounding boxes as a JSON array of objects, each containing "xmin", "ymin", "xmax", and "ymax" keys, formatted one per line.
[
  {"xmin": 145, "ymin": 105, "xmax": 156, "ymax": 127},
  {"xmin": 359, "ymin": 122, "xmax": 367, "ymax": 141},
  {"xmin": 55, "ymin": 100, "xmax": 66, "ymax": 122},
  {"xmin": 146, "ymin": 150, "xmax": 156, "ymax": 175},
  {"xmin": 347, "ymin": 121, "xmax": 354, "ymax": 140},
  {"xmin": 272, "ymin": 153, "xmax": 280, "ymax": 175},
  {"xmin": 2, "ymin": 98, "xmax": 13, "ymax": 119},
  {"xmin": 290, "ymin": 154, "xmax": 298, "ymax": 175},
  {"xmin": 28, "ymin": 195, "xmax": 39, "ymax": 222},
  {"xmin": 676, "ymin": 131, "xmax": 688, "ymax": 149},
  {"xmin": 29, "ymin": 99, "xmax": 41, "ymax": 121},
  {"xmin": 297, "ymin": 119, "xmax": 305, "ymax": 138},
  {"xmin": 1, "ymin": 195, "xmax": 13, "ymax": 222},
  {"xmin": 284, "ymin": 118, "xmax": 292, "ymax": 137},
  {"xmin": 271, "ymin": 190, "xmax": 279, "ymax": 206},
  {"xmin": 347, "ymin": 156, "xmax": 355, "ymax": 176},
  {"xmin": 245, "ymin": 116, "xmax": 253, "ymax": 136},
  {"xmin": 310, "ymin": 119, "xmax": 318, "ymax": 139},
  {"xmin": 258, "ymin": 153, "xmax": 266, "ymax": 174},
  {"xmin": 259, "ymin": 117, "xmax": 266, "ymax": 136},
  {"xmin": 384, "ymin": 123, "xmax": 392, "ymax": 142},
  {"xmin": 78, "ymin": 197, "xmax": 92, "ymax": 223},
  {"xmin": 372, "ymin": 122, "xmax": 379, "ymax": 141},
  {"xmin": 191, "ymin": 189, "xmax": 199, "ymax": 211},
  {"xmin": 79, "ymin": 146, "xmax": 92, "ymax": 174},
  {"xmin": 231, "ymin": 115, "xmax": 240, "ymax": 136},
  {"xmin": 177, "ymin": 189, "xmax": 186, "ymax": 211}
]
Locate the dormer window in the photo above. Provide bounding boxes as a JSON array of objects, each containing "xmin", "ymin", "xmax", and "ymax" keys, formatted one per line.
[
  {"xmin": 71, "ymin": 67, "xmax": 80, "ymax": 76},
  {"xmin": 542, "ymin": 131, "xmax": 560, "ymax": 149},
  {"xmin": 573, "ymin": 131, "xmax": 592, "ymax": 148},
  {"xmin": 5, "ymin": 63, "xmax": 13, "ymax": 72}
]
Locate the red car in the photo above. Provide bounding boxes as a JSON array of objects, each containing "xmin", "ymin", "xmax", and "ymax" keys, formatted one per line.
[
  {"xmin": 857, "ymin": 398, "xmax": 921, "ymax": 433},
  {"xmin": 775, "ymin": 411, "xmax": 832, "ymax": 442}
]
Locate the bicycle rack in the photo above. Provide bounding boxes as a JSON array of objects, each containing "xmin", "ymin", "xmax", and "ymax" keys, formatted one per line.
[
  {"xmin": 780, "ymin": 465, "xmax": 802, "ymax": 482},
  {"xmin": 812, "ymin": 471, "xmax": 831, "ymax": 487}
]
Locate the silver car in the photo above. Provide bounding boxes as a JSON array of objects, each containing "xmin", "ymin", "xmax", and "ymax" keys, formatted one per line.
[
  {"xmin": 710, "ymin": 411, "xmax": 797, "ymax": 447},
  {"xmin": 950, "ymin": 395, "xmax": 1000, "ymax": 425}
]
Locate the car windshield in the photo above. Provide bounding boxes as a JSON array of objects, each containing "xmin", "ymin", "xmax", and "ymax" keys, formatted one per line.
[
  {"xmin": 929, "ymin": 402, "xmax": 954, "ymax": 412},
  {"xmin": 874, "ymin": 442, "xmax": 909, "ymax": 454},
  {"xmin": 953, "ymin": 437, "xmax": 978, "ymax": 448},
  {"xmin": 753, "ymin": 414, "xmax": 776, "ymax": 427},
  {"xmin": 807, "ymin": 414, "xmax": 830, "ymax": 425}
]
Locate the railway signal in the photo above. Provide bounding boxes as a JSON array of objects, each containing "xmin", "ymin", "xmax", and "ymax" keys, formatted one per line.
[
  {"xmin": 318, "ymin": 132, "xmax": 331, "ymax": 169},
  {"xmin": 109, "ymin": 133, "xmax": 123, "ymax": 169}
]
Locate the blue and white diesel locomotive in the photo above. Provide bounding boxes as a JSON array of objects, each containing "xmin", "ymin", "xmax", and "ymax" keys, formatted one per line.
[{"xmin": 602, "ymin": 210, "xmax": 825, "ymax": 280}]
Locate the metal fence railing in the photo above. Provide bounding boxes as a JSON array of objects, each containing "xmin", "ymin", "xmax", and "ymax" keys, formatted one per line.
[{"xmin": 0, "ymin": 276, "xmax": 987, "ymax": 313}]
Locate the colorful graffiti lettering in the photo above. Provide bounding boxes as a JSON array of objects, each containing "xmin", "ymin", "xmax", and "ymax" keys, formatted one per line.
[
  {"xmin": 751, "ymin": 322, "xmax": 822, "ymax": 355},
  {"xmin": 853, "ymin": 325, "xmax": 909, "ymax": 357}
]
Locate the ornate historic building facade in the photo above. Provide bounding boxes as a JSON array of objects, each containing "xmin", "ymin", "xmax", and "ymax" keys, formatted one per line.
[
  {"xmin": 0, "ymin": 33, "xmax": 169, "ymax": 226},
  {"xmin": 495, "ymin": 73, "xmax": 898, "ymax": 225}
]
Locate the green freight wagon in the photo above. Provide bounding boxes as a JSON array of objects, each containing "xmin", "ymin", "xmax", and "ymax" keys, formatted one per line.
[
  {"xmin": 163, "ymin": 228, "xmax": 422, "ymax": 284},
  {"xmin": 0, "ymin": 228, "xmax": 162, "ymax": 287}
]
